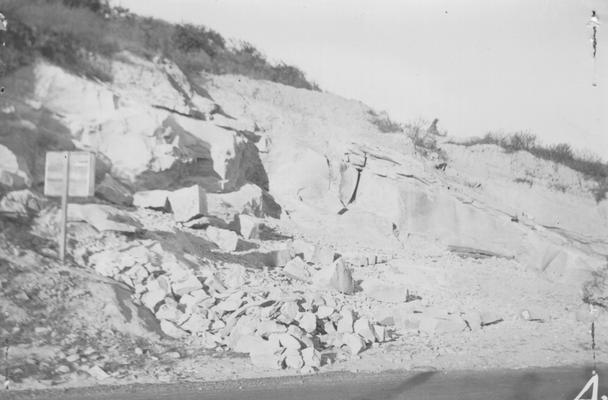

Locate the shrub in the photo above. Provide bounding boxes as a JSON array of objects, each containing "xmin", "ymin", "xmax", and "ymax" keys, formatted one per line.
[
  {"xmin": 172, "ymin": 24, "xmax": 225, "ymax": 56},
  {"xmin": 0, "ymin": 0, "xmax": 319, "ymax": 90},
  {"xmin": 402, "ymin": 120, "xmax": 447, "ymax": 160},
  {"xmin": 452, "ymin": 132, "xmax": 608, "ymax": 197},
  {"xmin": 514, "ymin": 177, "xmax": 533, "ymax": 187},
  {"xmin": 368, "ymin": 110, "xmax": 404, "ymax": 133},
  {"xmin": 592, "ymin": 180, "xmax": 608, "ymax": 202}
]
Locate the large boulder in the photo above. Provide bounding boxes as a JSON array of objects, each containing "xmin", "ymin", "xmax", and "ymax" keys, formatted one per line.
[
  {"xmin": 0, "ymin": 144, "xmax": 31, "ymax": 191},
  {"xmin": 27, "ymin": 60, "xmax": 266, "ymax": 193},
  {"xmin": 238, "ymin": 214, "xmax": 262, "ymax": 239},
  {"xmin": 206, "ymin": 226, "xmax": 239, "ymax": 252},
  {"xmin": 168, "ymin": 185, "xmax": 208, "ymax": 222}
]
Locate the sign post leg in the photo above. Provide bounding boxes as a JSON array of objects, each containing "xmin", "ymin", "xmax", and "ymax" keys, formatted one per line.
[{"xmin": 60, "ymin": 151, "xmax": 70, "ymax": 264}]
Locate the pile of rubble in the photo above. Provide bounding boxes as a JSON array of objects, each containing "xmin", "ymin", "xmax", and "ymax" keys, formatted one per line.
[
  {"xmin": 64, "ymin": 183, "xmax": 392, "ymax": 372},
  {"xmin": 87, "ymin": 238, "xmax": 389, "ymax": 371}
]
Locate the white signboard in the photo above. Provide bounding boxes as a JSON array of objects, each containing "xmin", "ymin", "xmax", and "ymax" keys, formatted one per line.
[{"xmin": 44, "ymin": 151, "xmax": 95, "ymax": 197}]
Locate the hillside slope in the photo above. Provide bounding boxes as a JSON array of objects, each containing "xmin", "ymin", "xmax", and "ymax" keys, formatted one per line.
[{"xmin": 1, "ymin": 3, "xmax": 608, "ymax": 391}]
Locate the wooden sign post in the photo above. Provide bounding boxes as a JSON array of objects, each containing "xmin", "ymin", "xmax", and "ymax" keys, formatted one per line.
[{"xmin": 44, "ymin": 151, "xmax": 95, "ymax": 263}]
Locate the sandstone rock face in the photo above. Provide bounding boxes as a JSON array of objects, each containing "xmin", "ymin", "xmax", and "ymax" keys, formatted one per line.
[
  {"xmin": 8, "ymin": 59, "xmax": 269, "ymax": 195},
  {"xmin": 207, "ymin": 74, "xmax": 607, "ymax": 287}
]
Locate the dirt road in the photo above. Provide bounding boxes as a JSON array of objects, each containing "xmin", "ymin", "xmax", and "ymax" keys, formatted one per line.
[{"xmin": 2, "ymin": 365, "xmax": 607, "ymax": 400}]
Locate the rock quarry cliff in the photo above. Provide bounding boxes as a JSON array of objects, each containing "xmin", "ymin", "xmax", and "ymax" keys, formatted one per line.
[{"xmin": 1, "ymin": 43, "xmax": 608, "ymax": 388}]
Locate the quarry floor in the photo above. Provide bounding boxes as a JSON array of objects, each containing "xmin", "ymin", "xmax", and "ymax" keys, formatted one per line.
[{"xmin": 0, "ymin": 210, "xmax": 606, "ymax": 392}]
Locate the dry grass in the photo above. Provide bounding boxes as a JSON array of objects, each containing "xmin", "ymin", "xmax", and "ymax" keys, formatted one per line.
[
  {"xmin": 0, "ymin": 0, "xmax": 319, "ymax": 89},
  {"xmin": 451, "ymin": 132, "xmax": 608, "ymax": 200}
]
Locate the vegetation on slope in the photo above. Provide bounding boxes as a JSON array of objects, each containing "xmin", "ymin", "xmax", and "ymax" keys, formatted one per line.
[
  {"xmin": 0, "ymin": 0, "xmax": 319, "ymax": 90},
  {"xmin": 452, "ymin": 132, "xmax": 608, "ymax": 201}
]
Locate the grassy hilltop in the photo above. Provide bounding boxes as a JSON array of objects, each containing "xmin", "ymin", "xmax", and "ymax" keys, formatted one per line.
[{"xmin": 0, "ymin": 0, "xmax": 319, "ymax": 89}]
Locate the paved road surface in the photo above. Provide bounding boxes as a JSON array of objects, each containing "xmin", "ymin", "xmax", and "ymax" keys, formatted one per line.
[{"xmin": 2, "ymin": 365, "xmax": 607, "ymax": 400}]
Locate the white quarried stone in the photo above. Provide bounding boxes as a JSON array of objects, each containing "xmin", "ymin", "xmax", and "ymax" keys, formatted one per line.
[
  {"xmin": 160, "ymin": 320, "xmax": 189, "ymax": 339},
  {"xmin": 353, "ymin": 318, "xmax": 375, "ymax": 343},
  {"xmin": 168, "ymin": 185, "xmax": 208, "ymax": 222},
  {"xmin": 227, "ymin": 315, "xmax": 258, "ymax": 349},
  {"xmin": 280, "ymin": 301, "xmax": 299, "ymax": 323},
  {"xmin": 133, "ymin": 190, "xmax": 171, "ymax": 210},
  {"xmin": 155, "ymin": 303, "xmax": 183, "ymax": 323},
  {"xmin": 233, "ymin": 334, "xmax": 266, "ymax": 354},
  {"xmin": 324, "ymin": 320, "xmax": 337, "ymax": 335},
  {"xmin": 372, "ymin": 324, "xmax": 387, "ymax": 343},
  {"xmin": 87, "ymin": 365, "xmax": 110, "ymax": 381},
  {"xmin": 299, "ymin": 312, "xmax": 317, "ymax": 334},
  {"xmin": 301, "ymin": 347, "xmax": 322, "ymax": 368},
  {"xmin": 250, "ymin": 350, "xmax": 284, "ymax": 370},
  {"xmin": 171, "ymin": 271, "xmax": 203, "ymax": 296},
  {"xmin": 140, "ymin": 276, "xmax": 171, "ymax": 311},
  {"xmin": 238, "ymin": 214, "xmax": 261, "ymax": 239},
  {"xmin": 180, "ymin": 313, "xmax": 211, "ymax": 334},
  {"xmin": 216, "ymin": 291, "xmax": 245, "ymax": 312},
  {"xmin": 283, "ymin": 257, "xmax": 311, "ymax": 282},
  {"xmin": 179, "ymin": 289, "xmax": 211, "ymax": 309},
  {"xmin": 342, "ymin": 333, "xmax": 365, "ymax": 355},
  {"xmin": 312, "ymin": 245, "xmax": 336, "ymax": 265},
  {"xmin": 257, "ymin": 320, "xmax": 287, "ymax": 338},
  {"xmin": 206, "ymin": 226, "xmax": 239, "ymax": 252},
  {"xmin": 273, "ymin": 333, "xmax": 302, "ymax": 350},
  {"xmin": 316, "ymin": 306, "xmax": 335, "ymax": 320},
  {"xmin": 284, "ymin": 349, "xmax": 304, "ymax": 369},
  {"xmin": 224, "ymin": 264, "xmax": 247, "ymax": 289},
  {"xmin": 337, "ymin": 308, "xmax": 355, "ymax": 333}
]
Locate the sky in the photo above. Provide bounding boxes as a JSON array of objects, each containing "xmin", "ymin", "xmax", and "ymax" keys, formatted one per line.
[{"xmin": 116, "ymin": 0, "xmax": 608, "ymax": 159}]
